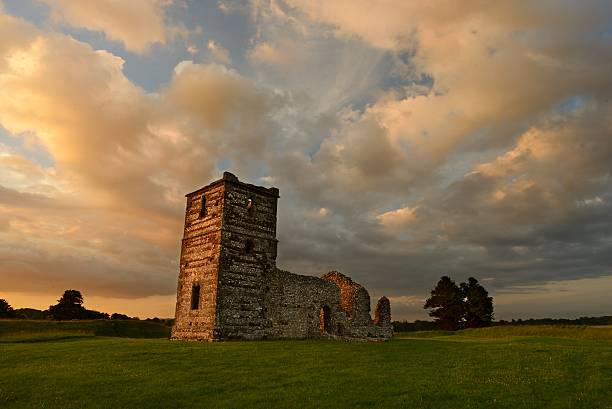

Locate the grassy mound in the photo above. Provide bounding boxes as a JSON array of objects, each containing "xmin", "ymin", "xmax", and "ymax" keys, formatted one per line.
[{"xmin": 0, "ymin": 319, "xmax": 171, "ymax": 342}]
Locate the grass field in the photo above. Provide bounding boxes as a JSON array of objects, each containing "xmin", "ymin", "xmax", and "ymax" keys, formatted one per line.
[
  {"xmin": 0, "ymin": 319, "xmax": 171, "ymax": 342},
  {"xmin": 1, "ymin": 323, "xmax": 611, "ymax": 408}
]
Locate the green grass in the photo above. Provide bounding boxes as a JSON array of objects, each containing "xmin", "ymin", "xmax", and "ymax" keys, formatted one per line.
[
  {"xmin": 1, "ymin": 325, "xmax": 611, "ymax": 408},
  {"xmin": 0, "ymin": 319, "xmax": 171, "ymax": 341},
  {"xmin": 398, "ymin": 325, "xmax": 612, "ymax": 341}
]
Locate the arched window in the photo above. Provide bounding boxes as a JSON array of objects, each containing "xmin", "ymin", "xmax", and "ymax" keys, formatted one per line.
[
  {"xmin": 319, "ymin": 305, "xmax": 331, "ymax": 333},
  {"xmin": 199, "ymin": 195, "xmax": 206, "ymax": 218},
  {"xmin": 191, "ymin": 284, "xmax": 200, "ymax": 310},
  {"xmin": 245, "ymin": 239, "xmax": 254, "ymax": 254}
]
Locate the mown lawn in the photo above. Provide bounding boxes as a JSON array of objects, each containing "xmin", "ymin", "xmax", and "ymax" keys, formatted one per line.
[{"xmin": 1, "ymin": 325, "xmax": 611, "ymax": 408}]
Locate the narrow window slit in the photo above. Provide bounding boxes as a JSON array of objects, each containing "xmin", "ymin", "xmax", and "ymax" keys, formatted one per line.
[
  {"xmin": 191, "ymin": 284, "xmax": 200, "ymax": 310},
  {"xmin": 199, "ymin": 195, "xmax": 207, "ymax": 218},
  {"xmin": 245, "ymin": 239, "xmax": 254, "ymax": 254}
]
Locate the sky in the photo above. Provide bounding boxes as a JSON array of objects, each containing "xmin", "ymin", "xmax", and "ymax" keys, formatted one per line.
[{"xmin": 0, "ymin": 0, "xmax": 611, "ymax": 321}]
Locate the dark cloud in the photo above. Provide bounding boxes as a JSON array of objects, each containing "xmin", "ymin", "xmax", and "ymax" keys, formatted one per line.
[{"xmin": 275, "ymin": 102, "xmax": 612, "ymax": 305}]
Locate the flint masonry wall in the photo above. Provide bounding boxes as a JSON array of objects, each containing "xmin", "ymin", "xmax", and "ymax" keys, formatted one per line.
[
  {"xmin": 264, "ymin": 269, "xmax": 392, "ymax": 339},
  {"xmin": 215, "ymin": 173, "xmax": 279, "ymax": 339},
  {"xmin": 171, "ymin": 172, "xmax": 392, "ymax": 341},
  {"xmin": 171, "ymin": 182, "xmax": 224, "ymax": 340},
  {"xmin": 264, "ymin": 269, "xmax": 341, "ymax": 338}
]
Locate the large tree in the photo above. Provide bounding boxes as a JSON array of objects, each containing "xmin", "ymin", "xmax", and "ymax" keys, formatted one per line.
[
  {"xmin": 49, "ymin": 290, "xmax": 86, "ymax": 320},
  {"xmin": 424, "ymin": 276, "xmax": 465, "ymax": 331},
  {"xmin": 0, "ymin": 299, "xmax": 15, "ymax": 318},
  {"xmin": 461, "ymin": 277, "xmax": 494, "ymax": 328}
]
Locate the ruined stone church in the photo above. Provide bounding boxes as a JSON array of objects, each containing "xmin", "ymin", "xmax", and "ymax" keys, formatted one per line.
[{"xmin": 171, "ymin": 172, "xmax": 392, "ymax": 341}]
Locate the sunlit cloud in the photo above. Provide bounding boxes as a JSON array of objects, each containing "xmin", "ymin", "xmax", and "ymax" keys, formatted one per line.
[
  {"xmin": 40, "ymin": 0, "xmax": 172, "ymax": 53},
  {"xmin": 378, "ymin": 206, "xmax": 418, "ymax": 230},
  {"xmin": 207, "ymin": 39, "xmax": 231, "ymax": 65}
]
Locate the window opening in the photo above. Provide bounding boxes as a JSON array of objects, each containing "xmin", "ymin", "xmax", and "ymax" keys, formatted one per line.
[
  {"xmin": 245, "ymin": 239, "xmax": 254, "ymax": 254},
  {"xmin": 247, "ymin": 198, "xmax": 254, "ymax": 216},
  {"xmin": 199, "ymin": 195, "xmax": 206, "ymax": 218},
  {"xmin": 191, "ymin": 284, "xmax": 200, "ymax": 310}
]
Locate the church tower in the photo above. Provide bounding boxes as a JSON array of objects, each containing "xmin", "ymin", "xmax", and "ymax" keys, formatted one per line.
[{"xmin": 171, "ymin": 172, "xmax": 279, "ymax": 340}]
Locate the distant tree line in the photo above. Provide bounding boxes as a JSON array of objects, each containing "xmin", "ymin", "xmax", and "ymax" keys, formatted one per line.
[
  {"xmin": 0, "ymin": 291, "xmax": 173, "ymax": 326},
  {"xmin": 392, "ymin": 320, "xmax": 440, "ymax": 332},
  {"xmin": 393, "ymin": 316, "xmax": 612, "ymax": 332},
  {"xmin": 494, "ymin": 316, "xmax": 612, "ymax": 327}
]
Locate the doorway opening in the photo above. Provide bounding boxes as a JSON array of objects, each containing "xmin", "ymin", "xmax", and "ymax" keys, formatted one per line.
[{"xmin": 319, "ymin": 305, "xmax": 331, "ymax": 333}]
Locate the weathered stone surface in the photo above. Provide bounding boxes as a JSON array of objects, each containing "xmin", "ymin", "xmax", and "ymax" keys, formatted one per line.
[{"xmin": 171, "ymin": 172, "xmax": 392, "ymax": 341}]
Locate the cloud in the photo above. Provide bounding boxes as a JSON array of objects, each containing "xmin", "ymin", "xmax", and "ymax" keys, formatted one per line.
[
  {"xmin": 378, "ymin": 206, "xmax": 418, "ymax": 230},
  {"xmin": 0, "ymin": 12, "xmax": 278, "ymax": 299},
  {"xmin": 434, "ymin": 103, "xmax": 612, "ymax": 253},
  {"xmin": 207, "ymin": 40, "xmax": 231, "ymax": 65},
  {"xmin": 283, "ymin": 1, "xmax": 612, "ymax": 160},
  {"xmin": 40, "ymin": 0, "xmax": 170, "ymax": 52},
  {"xmin": 247, "ymin": 1, "xmax": 612, "ymax": 309},
  {"xmin": 246, "ymin": 1, "xmax": 611, "ymax": 226},
  {"xmin": 286, "ymin": 1, "xmax": 611, "ymax": 51},
  {"xmin": 249, "ymin": 41, "xmax": 294, "ymax": 66},
  {"xmin": 292, "ymin": 103, "xmax": 612, "ymax": 297},
  {"xmin": 494, "ymin": 275, "xmax": 612, "ymax": 319},
  {"xmin": 186, "ymin": 44, "xmax": 198, "ymax": 55},
  {"xmin": 164, "ymin": 60, "xmax": 278, "ymax": 165}
]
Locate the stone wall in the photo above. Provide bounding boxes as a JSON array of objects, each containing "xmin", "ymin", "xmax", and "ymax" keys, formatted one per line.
[
  {"xmin": 374, "ymin": 296, "xmax": 393, "ymax": 338},
  {"xmin": 171, "ymin": 172, "xmax": 392, "ymax": 341},
  {"xmin": 264, "ymin": 269, "xmax": 392, "ymax": 339},
  {"xmin": 264, "ymin": 268, "xmax": 341, "ymax": 338},
  {"xmin": 215, "ymin": 173, "xmax": 279, "ymax": 339},
  {"xmin": 171, "ymin": 181, "xmax": 225, "ymax": 340}
]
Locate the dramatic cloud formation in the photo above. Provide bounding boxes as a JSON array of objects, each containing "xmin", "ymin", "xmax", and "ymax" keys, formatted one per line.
[
  {"xmin": 0, "ymin": 9, "xmax": 277, "ymax": 303},
  {"xmin": 0, "ymin": 1, "xmax": 611, "ymax": 319},
  {"xmin": 249, "ymin": 0, "xmax": 612, "ymax": 318}
]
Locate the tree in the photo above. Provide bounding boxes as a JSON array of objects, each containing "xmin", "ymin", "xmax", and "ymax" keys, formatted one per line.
[
  {"xmin": 0, "ymin": 299, "xmax": 15, "ymax": 318},
  {"xmin": 424, "ymin": 276, "xmax": 464, "ymax": 331},
  {"xmin": 49, "ymin": 290, "xmax": 86, "ymax": 320},
  {"xmin": 82, "ymin": 309, "xmax": 110, "ymax": 320},
  {"xmin": 13, "ymin": 308, "xmax": 48, "ymax": 320},
  {"xmin": 460, "ymin": 277, "xmax": 494, "ymax": 328}
]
